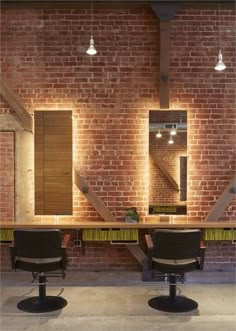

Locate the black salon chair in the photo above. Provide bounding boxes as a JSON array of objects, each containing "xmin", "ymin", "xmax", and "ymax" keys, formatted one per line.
[
  {"xmin": 10, "ymin": 229, "xmax": 70, "ymax": 313},
  {"xmin": 145, "ymin": 229, "xmax": 205, "ymax": 313}
]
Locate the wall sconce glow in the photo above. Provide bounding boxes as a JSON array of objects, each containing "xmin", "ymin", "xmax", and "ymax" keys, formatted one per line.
[
  {"xmin": 214, "ymin": 50, "xmax": 226, "ymax": 71},
  {"xmin": 168, "ymin": 135, "xmax": 174, "ymax": 144},
  {"xmin": 156, "ymin": 130, "xmax": 162, "ymax": 138},
  {"xmin": 86, "ymin": 36, "xmax": 97, "ymax": 55}
]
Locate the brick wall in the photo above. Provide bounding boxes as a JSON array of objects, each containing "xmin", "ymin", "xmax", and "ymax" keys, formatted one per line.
[
  {"xmin": 0, "ymin": 5, "xmax": 235, "ymax": 271},
  {"xmin": 169, "ymin": 9, "xmax": 236, "ymax": 221},
  {"xmin": 0, "ymin": 132, "xmax": 14, "ymax": 221},
  {"xmin": 1, "ymin": 235, "xmax": 235, "ymax": 272}
]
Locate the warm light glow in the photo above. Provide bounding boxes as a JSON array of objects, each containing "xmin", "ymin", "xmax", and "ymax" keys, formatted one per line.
[
  {"xmin": 156, "ymin": 130, "xmax": 162, "ymax": 138},
  {"xmin": 170, "ymin": 127, "xmax": 177, "ymax": 136}
]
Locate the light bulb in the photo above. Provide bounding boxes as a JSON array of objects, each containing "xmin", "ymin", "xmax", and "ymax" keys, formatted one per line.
[
  {"xmin": 214, "ymin": 50, "xmax": 226, "ymax": 71},
  {"xmin": 168, "ymin": 135, "xmax": 174, "ymax": 144},
  {"xmin": 156, "ymin": 130, "xmax": 162, "ymax": 138},
  {"xmin": 170, "ymin": 127, "xmax": 177, "ymax": 136},
  {"xmin": 86, "ymin": 36, "xmax": 97, "ymax": 56}
]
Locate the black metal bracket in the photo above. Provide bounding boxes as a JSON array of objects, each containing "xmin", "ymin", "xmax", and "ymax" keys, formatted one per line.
[
  {"xmin": 82, "ymin": 186, "xmax": 89, "ymax": 194},
  {"xmin": 151, "ymin": 1, "xmax": 179, "ymax": 20}
]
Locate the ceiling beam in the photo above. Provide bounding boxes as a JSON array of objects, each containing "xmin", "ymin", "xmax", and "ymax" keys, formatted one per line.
[
  {"xmin": 1, "ymin": 0, "xmax": 234, "ymax": 2},
  {"xmin": 151, "ymin": 2, "xmax": 179, "ymax": 109},
  {"xmin": 1, "ymin": 1, "xmax": 234, "ymax": 10}
]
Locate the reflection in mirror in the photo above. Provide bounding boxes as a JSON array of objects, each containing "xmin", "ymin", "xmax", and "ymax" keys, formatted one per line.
[{"xmin": 149, "ymin": 110, "xmax": 187, "ymax": 215}]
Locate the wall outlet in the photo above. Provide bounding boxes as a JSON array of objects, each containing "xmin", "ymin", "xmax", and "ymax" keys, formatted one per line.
[{"xmin": 74, "ymin": 239, "xmax": 81, "ymax": 247}]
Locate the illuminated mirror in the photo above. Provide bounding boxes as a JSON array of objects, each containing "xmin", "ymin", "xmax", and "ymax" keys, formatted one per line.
[{"xmin": 149, "ymin": 110, "xmax": 187, "ymax": 215}]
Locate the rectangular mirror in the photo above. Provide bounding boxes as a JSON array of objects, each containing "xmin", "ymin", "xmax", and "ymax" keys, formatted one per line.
[{"xmin": 149, "ymin": 110, "xmax": 187, "ymax": 215}]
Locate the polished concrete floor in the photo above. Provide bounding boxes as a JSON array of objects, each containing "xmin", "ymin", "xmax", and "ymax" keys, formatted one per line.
[{"xmin": 0, "ymin": 271, "xmax": 236, "ymax": 331}]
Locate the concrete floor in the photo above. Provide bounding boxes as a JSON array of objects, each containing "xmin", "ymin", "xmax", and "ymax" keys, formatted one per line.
[{"xmin": 1, "ymin": 271, "xmax": 236, "ymax": 331}]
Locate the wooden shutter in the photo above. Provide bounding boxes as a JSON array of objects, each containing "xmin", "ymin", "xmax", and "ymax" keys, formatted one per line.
[{"xmin": 34, "ymin": 111, "xmax": 72, "ymax": 215}]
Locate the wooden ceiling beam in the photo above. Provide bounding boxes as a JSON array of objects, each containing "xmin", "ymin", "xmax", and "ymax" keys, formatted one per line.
[
  {"xmin": 151, "ymin": 2, "xmax": 179, "ymax": 110},
  {"xmin": 1, "ymin": 1, "xmax": 234, "ymax": 10}
]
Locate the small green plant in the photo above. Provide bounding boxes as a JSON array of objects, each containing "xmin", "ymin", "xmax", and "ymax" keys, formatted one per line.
[{"xmin": 125, "ymin": 207, "xmax": 140, "ymax": 222}]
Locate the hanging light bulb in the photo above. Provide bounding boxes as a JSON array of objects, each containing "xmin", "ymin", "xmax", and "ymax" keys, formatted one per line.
[
  {"xmin": 86, "ymin": 36, "xmax": 97, "ymax": 55},
  {"xmin": 156, "ymin": 130, "xmax": 162, "ymax": 138},
  {"xmin": 214, "ymin": 50, "xmax": 226, "ymax": 71},
  {"xmin": 168, "ymin": 135, "xmax": 174, "ymax": 145},
  {"xmin": 170, "ymin": 126, "xmax": 177, "ymax": 136},
  {"xmin": 214, "ymin": 3, "xmax": 226, "ymax": 71},
  {"xmin": 86, "ymin": 1, "xmax": 97, "ymax": 56}
]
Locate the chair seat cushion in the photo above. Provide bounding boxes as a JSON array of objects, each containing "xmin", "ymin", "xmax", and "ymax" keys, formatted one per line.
[
  {"xmin": 14, "ymin": 256, "xmax": 63, "ymax": 272},
  {"xmin": 15, "ymin": 256, "xmax": 62, "ymax": 264},
  {"xmin": 152, "ymin": 257, "xmax": 198, "ymax": 273},
  {"xmin": 152, "ymin": 257, "xmax": 196, "ymax": 265}
]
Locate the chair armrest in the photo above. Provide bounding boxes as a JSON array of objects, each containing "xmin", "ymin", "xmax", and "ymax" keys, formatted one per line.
[
  {"xmin": 199, "ymin": 241, "xmax": 206, "ymax": 270},
  {"xmin": 200, "ymin": 241, "xmax": 206, "ymax": 249},
  {"xmin": 145, "ymin": 234, "xmax": 153, "ymax": 250},
  {"xmin": 62, "ymin": 233, "xmax": 70, "ymax": 248},
  {"xmin": 145, "ymin": 234, "xmax": 153, "ymax": 269},
  {"xmin": 9, "ymin": 241, "xmax": 16, "ymax": 269}
]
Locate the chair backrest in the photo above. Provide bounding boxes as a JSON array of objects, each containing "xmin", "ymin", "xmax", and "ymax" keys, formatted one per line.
[
  {"xmin": 152, "ymin": 229, "xmax": 201, "ymax": 260},
  {"xmin": 14, "ymin": 229, "xmax": 62, "ymax": 259}
]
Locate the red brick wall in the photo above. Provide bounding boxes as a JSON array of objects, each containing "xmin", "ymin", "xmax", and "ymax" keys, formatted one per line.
[
  {"xmin": 0, "ymin": 132, "xmax": 14, "ymax": 221},
  {"xmin": 1, "ymin": 237, "xmax": 235, "ymax": 272},
  {"xmin": 204, "ymin": 241, "xmax": 236, "ymax": 271},
  {"xmin": 0, "ymin": 5, "xmax": 235, "ymax": 271},
  {"xmin": 169, "ymin": 9, "xmax": 236, "ymax": 221}
]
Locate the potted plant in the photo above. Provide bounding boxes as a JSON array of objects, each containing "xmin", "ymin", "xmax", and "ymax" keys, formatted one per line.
[{"xmin": 125, "ymin": 207, "xmax": 140, "ymax": 223}]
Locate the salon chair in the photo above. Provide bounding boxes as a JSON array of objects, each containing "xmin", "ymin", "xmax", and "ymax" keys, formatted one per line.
[
  {"xmin": 10, "ymin": 229, "xmax": 70, "ymax": 313},
  {"xmin": 145, "ymin": 229, "xmax": 205, "ymax": 313}
]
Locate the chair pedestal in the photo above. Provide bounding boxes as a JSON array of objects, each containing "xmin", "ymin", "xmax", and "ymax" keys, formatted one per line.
[
  {"xmin": 17, "ymin": 274, "xmax": 67, "ymax": 313},
  {"xmin": 148, "ymin": 274, "xmax": 198, "ymax": 313}
]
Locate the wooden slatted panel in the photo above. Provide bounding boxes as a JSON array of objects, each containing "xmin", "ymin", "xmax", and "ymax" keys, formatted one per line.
[{"xmin": 34, "ymin": 111, "xmax": 72, "ymax": 215}]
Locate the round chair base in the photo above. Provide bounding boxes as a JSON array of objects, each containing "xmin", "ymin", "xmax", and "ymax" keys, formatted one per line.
[
  {"xmin": 17, "ymin": 296, "xmax": 67, "ymax": 313},
  {"xmin": 148, "ymin": 296, "xmax": 198, "ymax": 313}
]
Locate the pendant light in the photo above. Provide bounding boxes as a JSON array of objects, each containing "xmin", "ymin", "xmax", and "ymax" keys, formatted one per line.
[
  {"xmin": 170, "ymin": 125, "xmax": 177, "ymax": 136},
  {"xmin": 168, "ymin": 134, "xmax": 174, "ymax": 145},
  {"xmin": 215, "ymin": 50, "xmax": 226, "ymax": 71},
  {"xmin": 156, "ymin": 130, "xmax": 162, "ymax": 138},
  {"xmin": 215, "ymin": 2, "xmax": 226, "ymax": 71},
  {"xmin": 86, "ymin": 1, "xmax": 97, "ymax": 56}
]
